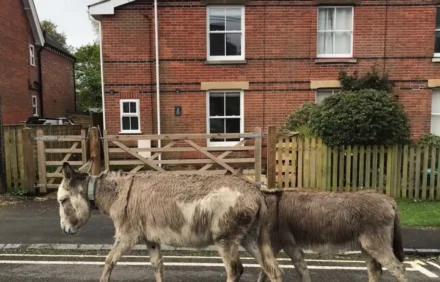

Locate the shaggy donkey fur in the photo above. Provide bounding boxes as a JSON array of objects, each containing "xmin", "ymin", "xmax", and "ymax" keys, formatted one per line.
[
  {"xmin": 57, "ymin": 161, "xmax": 283, "ymax": 282},
  {"xmin": 257, "ymin": 189, "xmax": 407, "ymax": 282}
]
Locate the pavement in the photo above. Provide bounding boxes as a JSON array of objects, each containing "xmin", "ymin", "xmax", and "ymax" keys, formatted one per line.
[{"xmin": 1, "ymin": 196, "xmax": 440, "ymax": 281}]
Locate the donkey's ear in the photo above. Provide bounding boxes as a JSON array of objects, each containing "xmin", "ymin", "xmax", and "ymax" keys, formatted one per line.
[
  {"xmin": 62, "ymin": 162, "xmax": 75, "ymax": 179},
  {"xmin": 77, "ymin": 158, "xmax": 93, "ymax": 174}
]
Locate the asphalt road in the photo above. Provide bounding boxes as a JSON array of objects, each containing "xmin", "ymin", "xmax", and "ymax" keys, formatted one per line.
[{"xmin": 0, "ymin": 250, "xmax": 439, "ymax": 282}]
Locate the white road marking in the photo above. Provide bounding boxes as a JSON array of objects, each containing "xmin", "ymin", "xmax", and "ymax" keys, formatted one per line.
[
  {"xmin": 408, "ymin": 261, "xmax": 439, "ymax": 278},
  {"xmin": 0, "ymin": 260, "xmax": 421, "ymax": 272},
  {"xmin": 0, "ymin": 253, "xmax": 419, "ymax": 265},
  {"xmin": 427, "ymin": 260, "xmax": 440, "ymax": 270}
]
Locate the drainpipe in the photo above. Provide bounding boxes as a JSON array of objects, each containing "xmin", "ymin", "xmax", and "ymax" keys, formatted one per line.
[
  {"xmin": 90, "ymin": 16, "xmax": 106, "ymax": 130},
  {"xmin": 37, "ymin": 46, "xmax": 44, "ymax": 117},
  {"xmin": 154, "ymin": 0, "xmax": 162, "ymax": 165}
]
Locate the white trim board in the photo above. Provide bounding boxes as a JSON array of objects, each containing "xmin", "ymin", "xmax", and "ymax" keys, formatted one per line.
[{"xmin": 89, "ymin": 0, "xmax": 136, "ymax": 16}]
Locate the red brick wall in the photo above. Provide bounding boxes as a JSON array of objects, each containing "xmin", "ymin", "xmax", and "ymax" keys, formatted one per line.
[
  {"xmin": 0, "ymin": 1, "xmax": 40, "ymax": 124},
  {"xmin": 40, "ymin": 48, "xmax": 75, "ymax": 118},
  {"xmin": 100, "ymin": 0, "xmax": 440, "ymax": 140}
]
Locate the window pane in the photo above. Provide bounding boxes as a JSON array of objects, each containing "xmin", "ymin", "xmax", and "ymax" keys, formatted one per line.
[
  {"xmin": 122, "ymin": 117, "xmax": 130, "ymax": 130},
  {"xmin": 130, "ymin": 117, "xmax": 139, "ymax": 130},
  {"xmin": 33, "ymin": 108, "xmax": 37, "ymax": 115},
  {"xmin": 210, "ymin": 119, "xmax": 225, "ymax": 142},
  {"xmin": 226, "ymin": 118, "xmax": 241, "ymax": 141},
  {"xmin": 210, "ymin": 34, "xmax": 225, "ymax": 56},
  {"xmin": 210, "ymin": 93, "xmax": 225, "ymax": 116},
  {"xmin": 435, "ymin": 31, "xmax": 440, "ymax": 53},
  {"xmin": 226, "ymin": 34, "xmax": 241, "ymax": 56},
  {"xmin": 432, "ymin": 91, "xmax": 440, "ymax": 113},
  {"xmin": 436, "ymin": 7, "xmax": 440, "ymax": 29},
  {"xmin": 209, "ymin": 8, "xmax": 225, "ymax": 31},
  {"xmin": 210, "ymin": 119, "xmax": 225, "ymax": 134},
  {"xmin": 334, "ymin": 31, "xmax": 351, "ymax": 54},
  {"xmin": 318, "ymin": 8, "xmax": 334, "ymax": 31},
  {"xmin": 335, "ymin": 8, "xmax": 353, "ymax": 30},
  {"xmin": 432, "ymin": 115, "xmax": 440, "ymax": 135},
  {"xmin": 316, "ymin": 91, "xmax": 334, "ymax": 104},
  {"xmin": 123, "ymin": 102, "xmax": 129, "ymax": 113},
  {"xmin": 226, "ymin": 8, "xmax": 241, "ymax": 31},
  {"xmin": 318, "ymin": 32, "xmax": 334, "ymax": 55},
  {"xmin": 130, "ymin": 102, "xmax": 137, "ymax": 113},
  {"xmin": 225, "ymin": 94, "xmax": 240, "ymax": 116}
]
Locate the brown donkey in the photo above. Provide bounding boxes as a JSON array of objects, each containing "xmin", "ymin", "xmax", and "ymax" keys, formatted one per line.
[
  {"xmin": 257, "ymin": 189, "xmax": 407, "ymax": 282},
  {"xmin": 57, "ymin": 160, "xmax": 283, "ymax": 282}
]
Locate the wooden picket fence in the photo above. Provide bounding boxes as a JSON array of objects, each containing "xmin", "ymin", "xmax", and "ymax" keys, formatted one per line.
[{"xmin": 268, "ymin": 129, "xmax": 440, "ymax": 200}]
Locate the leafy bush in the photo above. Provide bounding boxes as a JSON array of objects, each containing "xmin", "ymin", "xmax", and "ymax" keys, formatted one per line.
[
  {"xmin": 279, "ymin": 102, "xmax": 318, "ymax": 136},
  {"xmin": 309, "ymin": 89, "xmax": 411, "ymax": 146},
  {"xmin": 339, "ymin": 67, "xmax": 395, "ymax": 93},
  {"xmin": 417, "ymin": 134, "xmax": 440, "ymax": 148}
]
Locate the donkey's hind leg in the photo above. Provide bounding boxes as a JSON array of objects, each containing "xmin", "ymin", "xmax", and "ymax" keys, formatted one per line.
[
  {"xmin": 215, "ymin": 240, "xmax": 244, "ymax": 282},
  {"xmin": 242, "ymin": 237, "xmax": 283, "ymax": 282},
  {"xmin": 283, "ymin": 243, "xmax": 312, "ymax": 282},
  {"xmin": 362, "ymin": 249, "xmax": 383, "ymax": 282},
  {"xmin": 146, "ymin": 241, "xmax": 163, "ymax": 282},
  {"xmin": 360, "ymin": 234, "xmax": 407, "ymax": 282}
]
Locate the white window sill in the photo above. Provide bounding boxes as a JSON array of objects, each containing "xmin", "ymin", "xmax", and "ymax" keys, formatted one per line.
[
  {"xmin": 205, "ymin": 60, "xmax": 247, "ymax": 65},
  {"xmin": 207, "ymin": 140, "xmax": 243, "ymax": 147},
  {"xmin": 119, "ymin": 131, "xmax": 142, "ymax": 135},
  {"xmin": 315, "ymin": 58, "xmax": 358, "ymax": 64},
  {"xmin": 432, "ymin": 57, "xmax": 440, "ymax": 62}
]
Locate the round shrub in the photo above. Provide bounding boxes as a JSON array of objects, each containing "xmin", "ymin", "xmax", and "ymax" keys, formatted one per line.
[
  {"xmin": 279, "ymin": 102, "xmax": 318, "ymax": 136},
  {"xmin": 309, "ymin": 89, "xmax": 411, "ymax": 146},
  {"xmin": 417, "ymin": 134, "xmax": 440, "ymax": 148}
]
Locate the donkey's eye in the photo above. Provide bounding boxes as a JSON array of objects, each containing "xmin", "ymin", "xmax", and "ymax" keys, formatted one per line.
[{"xmin": 60, "ymin": 199, "xmax": 67, "ymax": 204}]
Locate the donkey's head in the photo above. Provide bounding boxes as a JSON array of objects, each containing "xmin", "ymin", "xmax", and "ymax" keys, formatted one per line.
[{"xmin": 57, "ymin": 159, "xmax": 93, "ymax": 235}]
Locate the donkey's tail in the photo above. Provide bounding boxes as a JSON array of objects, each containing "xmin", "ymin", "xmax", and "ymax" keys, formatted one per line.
[
  {"xmin": 393, "ymin": 211, "xmax": 405, "ymax": 262},
  {"xmin": 257, "ymin": 197, "xmax": 283, "ymax": 281}
]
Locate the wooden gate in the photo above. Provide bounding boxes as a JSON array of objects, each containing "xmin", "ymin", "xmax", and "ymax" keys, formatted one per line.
[
  {"xmin": 35, "ymin": 129, "xmax": 87, "ymax": 192},
  {"xmin": 102, "ymin": 127, "xmax": 264, "ymax": 187}
]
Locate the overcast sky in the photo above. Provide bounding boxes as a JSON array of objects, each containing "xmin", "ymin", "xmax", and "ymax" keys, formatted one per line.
[{"xmin": 34, "ymin": 0, "xmax": 98, "ymax": 48}]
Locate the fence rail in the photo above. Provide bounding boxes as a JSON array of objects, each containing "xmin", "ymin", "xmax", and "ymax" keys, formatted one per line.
[{"xmin": 268, "ymin": 126, "xmax": 440, "ymax": 200}]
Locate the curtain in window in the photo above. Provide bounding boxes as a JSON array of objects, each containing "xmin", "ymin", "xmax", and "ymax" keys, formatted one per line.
[
  {"xmin": 318, "ymin": 7, "xmax": 352, "ymax": 56},
  {"xmin": 431, "ymin": 90, "xmax": 440, "ymax": 135}
]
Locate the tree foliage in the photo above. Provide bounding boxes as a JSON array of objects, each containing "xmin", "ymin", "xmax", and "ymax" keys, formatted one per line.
[
  {"xmin": 40, "ymin": 20, "xmax": 74, "ymax": 53},
  {"xmin": 338, "ymin": 67, "xmax": 395, "ymax": 93},
  {"xmin": 309, "ymin": 89, "xmax": 411, "ymax": 146},
  {"xmin": 279, "ymin": 102, "xmax": 318, "ymax": 137},
  {"xmin": 74, "ymin": 42, "xmax": 102, "ymax": 111}
]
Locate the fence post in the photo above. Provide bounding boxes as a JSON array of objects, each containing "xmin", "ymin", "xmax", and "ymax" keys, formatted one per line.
[
  {"xmin": 89, "ymin": 127, "xmax": 101, "ymax": 175},
  {"xmin": 21, "ymin": 128, "xmax": 36, "ymax": 195},
  {"xmin": 267, "ymin": 126, "xmax": 277, "ymax": 189},
  {"xmin": 254, "ymin": 127, "xmax": 262, "ymax": 189},
  {"xmin": 36, "ymin": 129, "xmax": 47, "ymax": 193}
]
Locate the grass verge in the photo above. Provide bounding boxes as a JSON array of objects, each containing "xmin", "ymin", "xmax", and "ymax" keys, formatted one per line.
[{"xmin": 397, "ymin": 199, "xmax": 440, "ymax": 227}]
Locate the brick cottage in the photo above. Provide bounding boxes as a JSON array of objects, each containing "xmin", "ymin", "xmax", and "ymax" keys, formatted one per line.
[
  {"xmin": 0, "ymin": 0, "xmax": 76, "ymax": 125},
  {"xmin": 89, "ymin": 0, "xmax": 440, "ymax": 147}
]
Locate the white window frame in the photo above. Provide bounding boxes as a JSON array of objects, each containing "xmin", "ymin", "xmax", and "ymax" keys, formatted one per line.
[
  {"xmin": 29, "ymin": 44, "xmax": 35, "ymax": 66},
  {"xmin": 31, "ymin": 95, "xmax": 38, "ymax": 116},
  {"xmin": 206, "ymin": 6, "xmax": 245, "ymax": 62},
  {"xmin": 315, "ymin": 89, "xmax": 340, "ymax": 103},
  {"xmin": 206, "ymin": 90, "xmax": 244, "ymax": 147},
  {"xmin": 435, "ymin": 6, "xmax": 440, "ymax": 57},
  {"xmin": 317, "ymin": 6, "xmax": 354, "ymax": 58},
  {"xmin": 119, "ymin": 99, "xmax": 141, "ymax": 134},
  {"xmin": 431, "ymin": 89, "xmax": 440, "ymax": 135}
]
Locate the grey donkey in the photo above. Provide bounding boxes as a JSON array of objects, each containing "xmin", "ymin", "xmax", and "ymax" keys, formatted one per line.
[
  {"xmin": 257, "ymin": 189, "xmax": 407, "ymax": 282},
  {"xmin": 57, "ymin": 160, "xmax": 283, "ymax": 282}
]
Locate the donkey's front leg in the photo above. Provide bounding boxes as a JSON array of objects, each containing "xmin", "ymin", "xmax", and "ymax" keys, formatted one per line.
[
  {"xmin": 100, "ymin": 234, "xmax": 135, "ymax": 282},
  {"xmin": 146, "ymin": 241, "xmax": 164, "ymax": 282}
]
